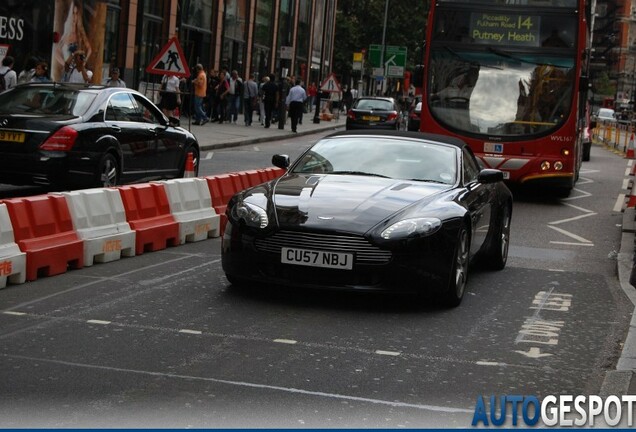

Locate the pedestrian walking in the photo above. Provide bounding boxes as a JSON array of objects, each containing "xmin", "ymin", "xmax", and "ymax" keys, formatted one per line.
[
  {"xmin": 286, "ymin": 79, "xmax": 307, "ymax": 133},
  {"xmin": 262, "ymin": 74, "xmax": 279, "ymax": 128},
  {"xmin": 216, "ymin": 68, "xmax": 230, "ymax": 123},
  {"xmin": 0, "ymin": 56, "xmax": 18, "ymax": 91},
  {"xmin": 159, "ymin": 74, "xmax": 181, "ymax": 118},
  {"xmin": 227, "ymin": 70, "xmax": 243, "ymax": 124},
  {"xmin": 243, "ymin": 73, "xmax": 259, "ymax": 126},
  {"xmin": 192, "ymin": 64, "xmax": 209, "ymax": 125},
  {"xmin": 307, "ymin": 82, "xmax": 318, "ymax": 112}
]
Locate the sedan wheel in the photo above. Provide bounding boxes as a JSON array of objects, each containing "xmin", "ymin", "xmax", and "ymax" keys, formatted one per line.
[
  {"xmin": 444, "ymin": 226, "xmax": 470, "ymax": 307},
  {"xmin": 97, "ymin": 153, "xmax": 119, "ymax": 187}
]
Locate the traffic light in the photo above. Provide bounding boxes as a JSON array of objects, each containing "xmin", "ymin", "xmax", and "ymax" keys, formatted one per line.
[{"xmin": 413, "ymin": 65, "xmax": 424, "ymax": 88}]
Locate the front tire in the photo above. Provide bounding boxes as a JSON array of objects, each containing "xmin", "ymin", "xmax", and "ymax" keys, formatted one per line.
[
  {"xmin": 442, "ymin": 225, "xmax": 470, "ymax": 307},
  {"xmin": 483, "ymin": 205, "xmax": 511, "ymax": 270}
]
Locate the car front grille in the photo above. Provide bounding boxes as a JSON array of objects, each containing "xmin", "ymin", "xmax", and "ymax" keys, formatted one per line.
[{"xmin": 254, "ymin": 230, "xmax": 392, "ymax": 264}]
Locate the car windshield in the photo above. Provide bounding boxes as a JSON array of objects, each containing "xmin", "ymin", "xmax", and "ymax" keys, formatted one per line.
[
  {"xmin": 355, "ymin": 99, "xmax": 394, "ymax": 111},
  {"xmin": 0, "ymin": 87, "xmax": 97, "ymax": 116},
  {"xmin": 292, "ymin": 136, "xmax": 458, "ymax": 184}
]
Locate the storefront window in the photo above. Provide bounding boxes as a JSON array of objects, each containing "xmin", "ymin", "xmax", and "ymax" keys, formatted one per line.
[
  {"xmin": 222, "ymin": 0, "xmax": 247, "ymax": 73},
  {"xmin": 104, "ymin": 2, "xmax": 121, "ymax": 67},
  {"xmin": 180, "ymin": 0, "xmax": 213, "ymax": 69},
  {"xmin": 136, "ymin": 0, "xmax": 165, "ymax": 84},
  {"xmin": 252, "ymin": 0, "xmax": 274, "ymax": 79},
  {"xmin": 277, "ymin": 0, "xmax": 295, "ymax": 75},
  {"xmin": 296, "ymin": 0, "xmax": 311, "ymax": 82}
]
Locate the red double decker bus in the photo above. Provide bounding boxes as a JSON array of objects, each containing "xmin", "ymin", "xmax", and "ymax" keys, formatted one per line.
[{"xmin": 420, "ymin": 0, "xmax": 589, "ymax": 196}]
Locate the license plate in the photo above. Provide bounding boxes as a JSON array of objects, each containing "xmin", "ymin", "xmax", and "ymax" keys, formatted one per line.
[
  {"xmin": 484, "ymin": 142, "xmax": 503, "ymax": 153},
  {"xmin": 362, "ymin": 115, "xmax": 380, "ymax": 121},
  {"xmin": 0, "ymin": 130, "xmax": 25, "ymax": 143},
  {"xmin": 281, "ymin": 247, "xmax": 353, "ymax": 270}
]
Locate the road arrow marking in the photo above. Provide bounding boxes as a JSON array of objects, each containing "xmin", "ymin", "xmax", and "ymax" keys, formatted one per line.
[{"xmin": 514, "ymin": 347, "xmax": 553, "ymax": 358}]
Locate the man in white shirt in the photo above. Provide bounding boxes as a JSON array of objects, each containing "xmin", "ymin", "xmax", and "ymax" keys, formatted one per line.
[
  {"xmin": 63, "ymin": 51, "xmax": 93, "ymax": 83},
  {"xmin": 285, "ymin": 79, "xmax": 307, "ymax": 133},
  {"xmin": 103, "ymin": 67, "xmax": 126, "ymax": 87},
  {"xmin": 0, "ymin": 56, "xmax": 18, "ymax": 91}
]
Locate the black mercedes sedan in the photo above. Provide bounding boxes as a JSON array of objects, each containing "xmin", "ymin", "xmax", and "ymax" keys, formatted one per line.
[
  {"xmin": 222, "ymin": 130, "xmax": 513, "ymax": 307},
  {"xmin": 0, "ymin": 83, "xmax": 199, "ymax": 190}
]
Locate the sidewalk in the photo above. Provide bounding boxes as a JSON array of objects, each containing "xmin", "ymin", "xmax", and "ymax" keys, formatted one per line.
[{"xmin": 180, "ymin": 112, "xmax": 345, "ymax": 151}]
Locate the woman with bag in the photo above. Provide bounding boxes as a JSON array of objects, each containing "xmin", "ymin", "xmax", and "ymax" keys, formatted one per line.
[{"xmin": 159, "ymin": 74, "xmax": 181, "ymax": 118}]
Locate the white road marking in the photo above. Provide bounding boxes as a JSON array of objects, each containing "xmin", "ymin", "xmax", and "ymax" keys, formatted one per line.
[
  {"xmin": 548, "ymin": 269, "xmax": 565, "ymax": 272},
  {"xmin": 629, "ymin": 160, "xmax": 634, "ymax": 167},
  {"xmin": 476, "ymin": 361, "xmax": 503, "ymax": 366},
  {"xmin": 547, "ymin": 225, "xmax": 593, "ymax": 244},
  {"xmin": 273, "ymin": 339, "xmax": 298, "ymax": 345},
  {"xmin": 626, "ymin": 168, "xmax": 632, "ymax": 177},
  {"xmin": 549, "ymin": 241, "xmax": 594, "ymax": 247},
  {"xmin": 576, "ymin": 176, "xmax": 593, "ymax": 186},
  {"xmin": 614, "ymin": 194, "xmax": 627, "ymax": 213},
  {"xmin": 548, "ymin": 212, "xmax": 597, "ymax": 225},
  {"xmin": 2, "ymin": 311, "xmax": 26, "ymax": 316},
  {"xmin": 179, "ymin": 329, "xmax": 203, "ymax": 335},
  {"xmin": 623, "ymin": 179, "xmax": 630, "ymax": 190},
  {"xmin": 374, "ymin": 350, "xmax": 401, "ymax": 357},
  {"xmin": 1, "ymin": 353, "xmax": 475, "ymax": 414},
  {"xmin": 205, "ymin": 152, "xmax": 214, "ymax": 159},
  {"xmin": 86, "ymin": 320, "xmax": 111, "ymax": 325},
  {"xmin": 561, "ymin": 188, "xmax": 591, "ymax": 201},
  {"xmin": 562, "ymin": 202, "xmax": 594, "ymax": 213}
]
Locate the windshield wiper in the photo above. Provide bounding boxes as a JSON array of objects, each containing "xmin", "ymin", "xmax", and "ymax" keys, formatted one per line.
[{"xmin": 330, "ymin": 171, "xmax": 390, "ymax": 178}]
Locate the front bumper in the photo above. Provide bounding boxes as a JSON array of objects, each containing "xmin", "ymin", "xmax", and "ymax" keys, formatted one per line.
[{"xmin": 221, "ymin": 222, "xmax": 454, "ymax": 293}]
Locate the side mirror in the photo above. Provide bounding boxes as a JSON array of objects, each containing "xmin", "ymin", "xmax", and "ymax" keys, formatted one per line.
[
  {"xmin": 272, "ymin": 154, "xmax": 290, "ymax": 169},
  {"xmin": 168, "ymin": 116, "xmax": 180, "ymax": 127},
  {"xmin": 478, "ymin": 169, "xmax": 504, "ymax": 184}
]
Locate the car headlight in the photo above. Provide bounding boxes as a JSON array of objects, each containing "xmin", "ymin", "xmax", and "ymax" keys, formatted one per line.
[
  {"xmin": 231, "ymin": 201, "xmax": 269, "ymax": 229},
  {"xmin": 381, "ymin": 217, "xmax": 442, "ymax": 240}
]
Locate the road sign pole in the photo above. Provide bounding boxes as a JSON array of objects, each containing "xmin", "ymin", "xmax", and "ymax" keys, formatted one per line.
[{"xmin": 379, "ymin": 0, "xmax": 389, "ymax": 95}]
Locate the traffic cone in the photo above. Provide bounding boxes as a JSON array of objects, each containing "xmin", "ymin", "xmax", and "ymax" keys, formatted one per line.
[
  {"xmin": 626, "ymin": 133, "xmax": 635, "ymax": 159},
  {"xmin": 184, "ymin": 152, "xmax": 195, "ymax": 178}
]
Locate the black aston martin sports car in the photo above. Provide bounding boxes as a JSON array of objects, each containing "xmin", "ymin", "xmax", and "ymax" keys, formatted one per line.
[{"xmin": 222, "ymin": 130, "xmax": 513, "ymax": 307}]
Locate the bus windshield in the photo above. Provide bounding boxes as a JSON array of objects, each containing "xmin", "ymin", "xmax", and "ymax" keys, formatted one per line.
[{"xmin": 427, "ymin": 48, "xmax": 575, "ymax": 138}]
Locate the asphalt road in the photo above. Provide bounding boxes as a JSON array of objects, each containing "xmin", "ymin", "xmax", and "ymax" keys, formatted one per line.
[{"xmin": 0, "ymin": 136, "xmax": 633, "ymax": 428}]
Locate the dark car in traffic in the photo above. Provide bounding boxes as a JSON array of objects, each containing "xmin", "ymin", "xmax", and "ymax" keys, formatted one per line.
[
  {"xmin": 345, "ymin": 96, "xmax": 403, "ymax": 130},
  {"xmin": 0, "ymin": 83, "xmax": 199, "ymax": 190},
  {"xmin": 222, "ymin": 130, "xmax": 513, "ymax": 307}
]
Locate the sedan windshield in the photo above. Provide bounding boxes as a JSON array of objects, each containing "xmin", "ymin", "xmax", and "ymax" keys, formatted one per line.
[
  {"xmin": 292, "ymin": 137, "xmax": 458, "ymax": 184},
  {"xmin": 0, "ymin": 87, "xmax": 97, "ymax": 116}
]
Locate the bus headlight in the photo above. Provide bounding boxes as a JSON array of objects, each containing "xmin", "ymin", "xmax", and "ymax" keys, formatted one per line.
[
  {"xmin": 554, "ymin": 161, "xmax": 564, "ymax": 171},
  {"xmin": 540, "ymin": 161, "xmax": 551, "ymax": 171}
]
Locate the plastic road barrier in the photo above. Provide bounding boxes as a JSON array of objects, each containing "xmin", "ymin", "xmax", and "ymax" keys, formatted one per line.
[{"xmin": 0, "ymin": 203, "xmax": 26, "ymax": 288}]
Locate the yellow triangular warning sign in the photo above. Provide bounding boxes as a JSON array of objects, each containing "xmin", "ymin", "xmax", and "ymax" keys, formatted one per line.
[
  {"xmin": 146, "ymin": 37, "xmax": 190, "ymax": 78},
  {"xmin": 320, "ymin": 73, "xmax": 342, "ymax": 93}
]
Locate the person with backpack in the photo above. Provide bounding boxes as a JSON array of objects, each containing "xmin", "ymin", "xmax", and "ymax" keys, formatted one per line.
[{"xmin": 0, "ymin": 56, "xmax": 18, "ymax": 92}]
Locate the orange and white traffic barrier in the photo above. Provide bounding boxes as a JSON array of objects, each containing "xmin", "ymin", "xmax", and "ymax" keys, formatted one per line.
[
  {"xmin": 0, "ymin": 203, "xmax": 26, "ymax": 288},
  {"xmin": 626, "ymin": 133, "xmax": 635, "ymax": 159},
  {"xmin": 156, "ymin": 178, "xmax": 220, "ymax": 243},
  {"xmin": 61, "ymin": 188, "xmax": 136, "ymax": 266}
]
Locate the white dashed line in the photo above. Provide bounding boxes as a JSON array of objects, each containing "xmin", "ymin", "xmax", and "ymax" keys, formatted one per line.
[
  {"xmin": 86, "ymin": 320, "xmax": 111, "ymax": 325},
  {"xmin": 375, "ymin": 350, "xmax": 401, "ymax": 357},
  {"xmin": 273, "ymin": 339, "xmax": 298, "ymax": 345},
  {"xmin": 2, "ymin": 311, "xmax": 26, "ymax": 316},
  {"xmin": 179, "ymin": 329, "xmax": 203, "ymax": 335},
  {"xmin": 622, "ymin": 179, "xmax": 630, "ymax": 190},
  {"xmin": 205, "ymin": 152, "xmax": 214, "ymax": 159},
  {"xmin": 548, "ymin": 269, "xmax": 565, "ymax": 272},
  {"xmin": 476, "ymin": 361, "xmax": 504, "ymax": 366}
]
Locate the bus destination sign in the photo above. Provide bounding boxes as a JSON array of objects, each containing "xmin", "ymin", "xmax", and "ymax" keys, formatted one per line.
[{"xmin": 470, "ymin": 13, "xmax": 540, "ymax": 47}]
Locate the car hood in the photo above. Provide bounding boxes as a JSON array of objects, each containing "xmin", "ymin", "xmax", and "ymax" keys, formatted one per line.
[{"xmin": 270, "ymin": 174, "xmax": 449, "ymax": 232}]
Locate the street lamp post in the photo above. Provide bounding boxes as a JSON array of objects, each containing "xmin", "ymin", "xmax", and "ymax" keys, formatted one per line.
[
  {"xmin": 379, "ymin": 0, "xmax": 389, "ymax": 95},
  {"xmin": 313, "ymin": 0, "xmax": 331, "ymax": 124}
]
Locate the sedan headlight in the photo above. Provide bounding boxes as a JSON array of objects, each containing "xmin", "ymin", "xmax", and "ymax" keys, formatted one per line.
[
  {"xmin": 381, "ymin": 217, "xmax": 442, "ymax": 240},
  {"xmin": 231, "ymin": 201, "xmax": 269, "ymax": 229}
]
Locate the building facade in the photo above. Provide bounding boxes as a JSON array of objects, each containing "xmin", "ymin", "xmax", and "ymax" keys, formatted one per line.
[{"xmin": 0, "ymin": 0, "xmax": 337, "ymax": 90}]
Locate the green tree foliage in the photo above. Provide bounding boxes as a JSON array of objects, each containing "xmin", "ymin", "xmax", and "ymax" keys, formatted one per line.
[{"xmin": 333, "ymin": 0, "xmax": 428, "ymax": 85}]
